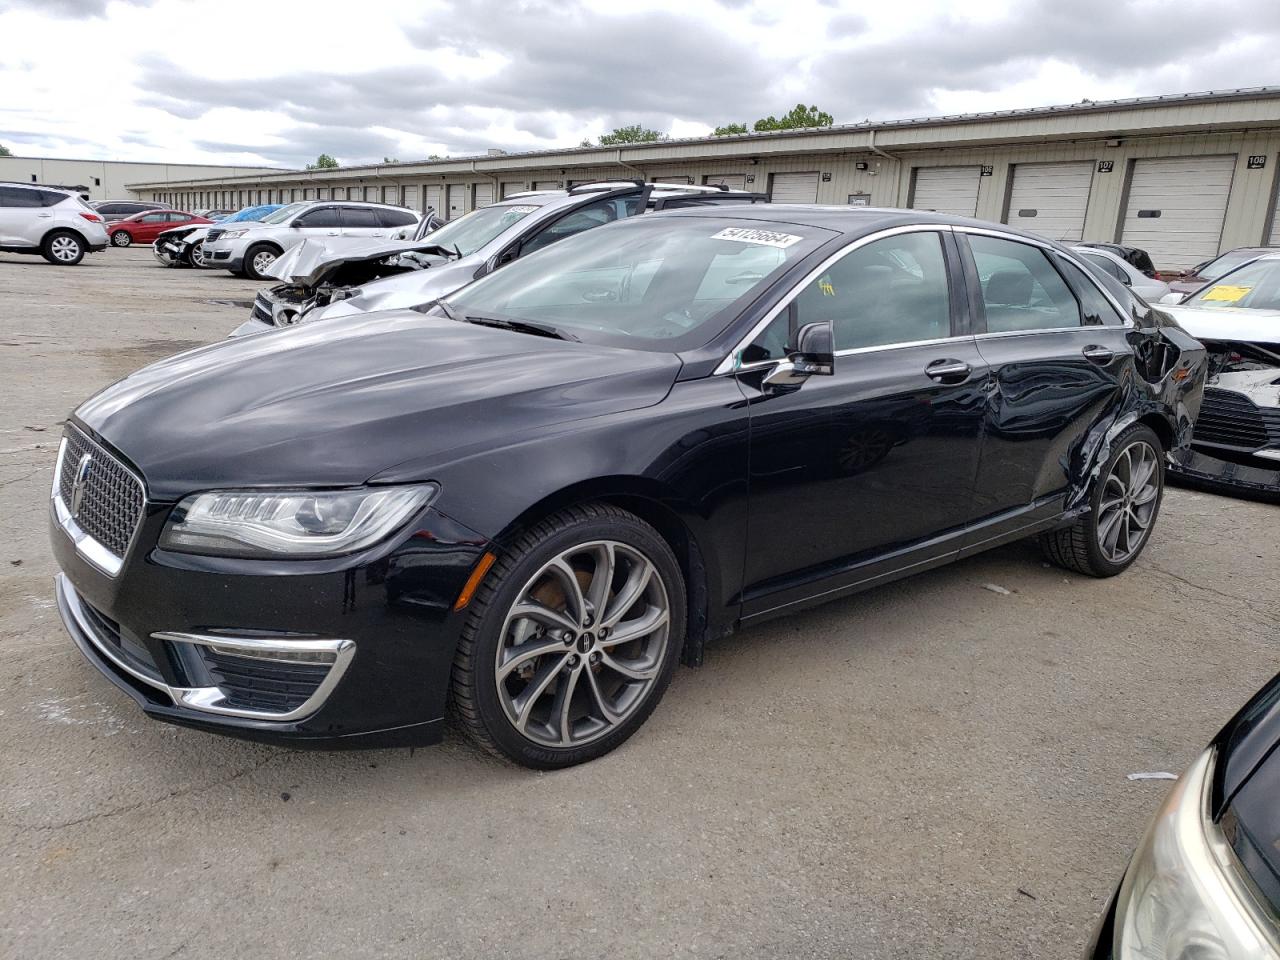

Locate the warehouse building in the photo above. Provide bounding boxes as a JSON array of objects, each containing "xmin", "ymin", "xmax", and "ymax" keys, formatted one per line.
[
  {"xmin": 0, "ymin": 156, "xmax": 281, "ymax": 203},
  {"xmin": 130, "ymin": 87, "xmax": 1280, "ymax": 271}
]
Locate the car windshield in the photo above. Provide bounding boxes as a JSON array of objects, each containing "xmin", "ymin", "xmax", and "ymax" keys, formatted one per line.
[
  {"xmin": 259, "ymin": 203, "xmax": 308, "ymax": 225},
  {"xmin": 1198, "ymin": 249, "xmax": 1263, "ymax": 280},
  {"xmin": 420, "ymin": 202, "xmax": 547, "ymax": 256},
  {"xmin": 442, "ymin": 215, "xmax": 831, "ymax": 351},
  {"xmin": 1187, "ymin": 258, "xmax": 1280, "ymax": 311}
]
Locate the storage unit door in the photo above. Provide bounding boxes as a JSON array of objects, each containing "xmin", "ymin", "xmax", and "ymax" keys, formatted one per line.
[
  {"xmin": 364, "ymin": 186, "xmax": 378, "ymax": 202},
  {"xmin": 654, "ymin": 175, "xmax": 693, "ymax": 184},
  {"xmin": 383, "ymin": 185, "xmax": 400, "ymax": 206},
  {"xmin": 403, "ymin": 185, "xmax": 419, "ymax": 211},
  {"xmin": 770, "ymin": 172, "xmax": 819, "ymax": 203},
  {"xmin": 1005, "ymin": 162, "xmax": 1094, "ymax": 241},
  {"xmin": 474, "ymin": 182, "xmax": 494, "ymax": 208},
  {"xmin": 446, "ymin": 184, "xmax": 465, "ymax": 219},
  {"xmin": 501, "ymin": 181, "xmax": 526, "ymax": 198},
  {"xmin": 1120, "ymin": 155, "xmax": 1236, "ymax": 271},
  {"xmin": 534, "ymin": 180, "xmax": 561, "ymax": 190},
  {"xmin": 704, "ymin": 174, "xmax": 747, "ymax": 190},
  {"xmin": 911, "ymin": 166, "xmax": 981, "ymax": 216},
  {"xmin": 1269, "ymin": 173, "xmax": 1280, "ymax": 245},
  {"xmin": 425, "ymin": 185, "xmax": 442, "ymax": 215}
]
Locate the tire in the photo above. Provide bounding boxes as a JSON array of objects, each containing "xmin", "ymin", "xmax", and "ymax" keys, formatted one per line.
[
  {"xmin": 244, "ymin": 243, "xmax": 280, "ymax": 281},
  {"xmin": 110, "ymin": 231, "xmax": 132, "ymax": 247},
  {"xmin": 185, "ymin": 240, "xmax": 207, "ymax": 268},
  {"xmin": 451, "ymin": 503, "xmax": 686, "ymax": 769},
  {"xmin": 41, "ymin": 230, "xmax": 86, "ymax": 265},
  {"xmin": 1041, "ymin": 423, "xmax": 1165, "ymax": 577}
]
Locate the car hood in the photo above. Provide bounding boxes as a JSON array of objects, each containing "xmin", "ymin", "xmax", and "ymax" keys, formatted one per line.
[
  {"xmin": 155, "ymin": 225, "xmax": 211, "ymax": 244},
  {"xmin": 1160, "ymin": 304, "xmax": 1280, "ymax": 344},
  {"xmin": 311, "ymin": 260, "xmax": 481, "ymax": 319},
  {"xmin": 266, "ymin": 236, "xmax": 454, "ymax": 286},
  {"xmin": 73, "ymin": 312, "xmax": 681, "ymax": 501}
]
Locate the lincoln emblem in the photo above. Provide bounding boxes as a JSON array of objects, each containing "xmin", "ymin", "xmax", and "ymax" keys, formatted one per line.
[{"xmin": 69, "ymin": 453, "xmax": 92, "ymax": 518}]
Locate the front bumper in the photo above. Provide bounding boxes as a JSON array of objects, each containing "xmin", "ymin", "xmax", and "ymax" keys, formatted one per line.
[
  {"xmin": 1170, "ymin": 449, "xmax": 1280, "ymax": 499},
  {"xmin": 51, "ymin": 458, "xmax": 490, "ymax": 748}
]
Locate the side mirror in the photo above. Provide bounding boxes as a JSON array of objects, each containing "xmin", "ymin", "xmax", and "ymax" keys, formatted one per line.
[
  {"xmin": 763, "ymin": 321, "xmax": 835, "ymax": 388},
  {"xmin": 1158, "ymin": 292, "xmax": 1183, "ymax": 305}
]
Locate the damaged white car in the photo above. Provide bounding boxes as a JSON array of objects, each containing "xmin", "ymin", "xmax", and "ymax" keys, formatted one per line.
[
  {"xmin": 152, "ymin": 203, "xmax": 284, "ymax": 268},
  {"xmin": 1161, "ymin": 253, "xmax": 1280, "ymax": 499}
]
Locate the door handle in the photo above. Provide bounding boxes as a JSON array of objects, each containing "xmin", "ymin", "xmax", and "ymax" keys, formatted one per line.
[
  {"xmin": 1082, "ymin": 345, "xmax": 1114, "ymax": 364},
  {"xmin": 37, "ymin": 213, "xmax": 52, "ymax": 218},
  {"xmin": 925, "ymin": 359, "xmax": 972, "ymax": 383}
]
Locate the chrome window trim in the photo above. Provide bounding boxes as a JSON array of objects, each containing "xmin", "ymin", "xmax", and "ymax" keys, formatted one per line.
[
  {"xmin": 56, "ymin": 573, "xmax": 355, "ymax": 723},
  {"xmin": 953, "ymin": 225, "xmax": 1136, "ymax": 330},
  {"xmin": 50, "ymin": 433, "xmax": 147, "ymax": 579},
  {"xmin": 713, "ymin": 223, "xmax": 962, "ymax": 376}
]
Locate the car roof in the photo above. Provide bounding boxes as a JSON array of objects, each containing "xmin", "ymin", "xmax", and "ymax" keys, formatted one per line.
[{"xmin": 654, "ymin": 203, "xmax": 1062, "ymax": 244}]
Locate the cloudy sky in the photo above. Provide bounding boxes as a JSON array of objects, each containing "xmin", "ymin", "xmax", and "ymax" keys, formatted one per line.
[{"xmin": 1, "ymin": 0, "xmax": 1277, "ymax": 169}]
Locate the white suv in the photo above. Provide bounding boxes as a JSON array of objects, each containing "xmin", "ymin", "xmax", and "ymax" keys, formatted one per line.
[
  {"xmin": 0, "ymin": 183, "xmax": 110, "ymax": 265},
  {"xmin": 201, "ymin": 200, "xmax": 420, "ymax": 280}
]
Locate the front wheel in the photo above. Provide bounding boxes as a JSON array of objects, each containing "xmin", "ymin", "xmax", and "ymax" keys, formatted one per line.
[
  {"xmin": 244, "ymin": 243, "xmax": 280, "ymax": 281},
  {"xmin": 186, "ymin": 240, "xmax": 207, "ymax": 268},
  {"xmin": 1041, "ymin": 423, "xmax": 1165, "ymax": 577},
  {"xmin": 110, "ymin": 231, "xmax": 132, "ymax": 247},
  {"xmin": 451, "ymin": 503, "xmax": 686, "ymax": 769},
  {"xmin": 42, "ymin": 230, "xmax": 86, "ymax": 265}
]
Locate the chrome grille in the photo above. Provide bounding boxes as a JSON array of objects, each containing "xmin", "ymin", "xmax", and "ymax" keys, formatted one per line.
[
  {"xmin": 57, "ymin": 427, "xmax": 145, "ymax": 561},
  {"xmin": 205, "ymin": 228, "xmax": 224, "ymax": 242},
  {"xmin": 1194, "ymin": 388, "xmax": 1280, "ymax": 450}
]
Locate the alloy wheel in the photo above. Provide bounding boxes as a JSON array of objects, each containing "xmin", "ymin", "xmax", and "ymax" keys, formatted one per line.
[
  {"xmin": 252, "ymin": 250, "xmax": 276, "ymax": 276},
  {"xmin": 494, "ymin": 540, "xmax": 670, "ymax": 748},
  {"xmin": 1097, "ymin": 440, "xmax": 1159, "ymax": 564},
  {"xmin": 190, "ymin": 241, "xmax": 206, "ymax": 267},
  {"xmin": 49, "ymin": 236, "xmax": 81, "ymax": 262},
  {"xmin": 111, "ymin": 232, "xmax": 130, "ymax": 247}
]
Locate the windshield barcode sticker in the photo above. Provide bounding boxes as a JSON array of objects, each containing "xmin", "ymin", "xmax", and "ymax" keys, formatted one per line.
[
  {"xmin": 711, "ymin": 227, "xmax": 803, "ymax": 248},
  {"xmin": 507, "ymin": 205, "xmax": 539, "ymax": 214}
]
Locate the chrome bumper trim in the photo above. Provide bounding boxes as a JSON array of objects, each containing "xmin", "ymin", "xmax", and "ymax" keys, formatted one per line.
[{"xmin": 56, "ymin": 573, "xmax": 355, "ymax": 722}]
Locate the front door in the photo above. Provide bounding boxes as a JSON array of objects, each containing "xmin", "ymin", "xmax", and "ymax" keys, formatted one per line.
[
  {"xmin": 738, "ymin": 228, "xmax": 987, "ymax": 619},
  {"xmin": 956, "ymin": 231, "xmax": 1134, "ymax": 545}
]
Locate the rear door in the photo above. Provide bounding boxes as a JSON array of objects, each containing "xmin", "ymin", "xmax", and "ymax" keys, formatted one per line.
[
  {"xmin": 339, "ymin": 206, "xmax": 386, "ymax": 237},
  {"xmin": 737, "ymin": 227, "xmax": 989, "ymax": 619},
  {"xmin": 957, "ymin": 230, "xmax": 1134, "ymax": 546}
]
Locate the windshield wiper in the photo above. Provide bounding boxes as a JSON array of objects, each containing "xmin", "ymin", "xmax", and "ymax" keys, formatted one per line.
[{"xmin": 462, "ymin": 314, "xmax": 580, "ymax": 341}]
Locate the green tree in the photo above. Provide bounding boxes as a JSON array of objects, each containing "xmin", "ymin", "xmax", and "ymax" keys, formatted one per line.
[
  {"xmin": 382, "ymin": 156, "xmax": 399, "ymax": 164},
  {"xmin": 713, "ymin": 122, "xmax": 748, "ymax": 136},
  {"xmin": 598, "ymin": 124, "xmax": 666, "ymax": 145},
  {"xmin": 305, "ymin": 153, "xmax": 339, "ymax": 170},
  {"xmin": 753, "ymin": 104, "xmax": 834, "ymax": 132},
  {"xmin": 427, "ymin": 153, "xmax": 446, "ymax": 160},
  {"xmin": 579, "ymin": 138, "xmax": 594, "ymax": 148},
  {"xmin": 0, "ymin": 143, "xmax": 11, "ymax": 157}
]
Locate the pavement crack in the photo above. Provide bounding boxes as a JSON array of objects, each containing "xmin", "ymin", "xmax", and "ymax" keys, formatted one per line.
[
  {"xmin": 1, "ymin": 753, "xmax": 285, "ymax": 836},
  {"xmin": 1142, "ymin": 561, "xmax": 1279, "ymax": 624}
]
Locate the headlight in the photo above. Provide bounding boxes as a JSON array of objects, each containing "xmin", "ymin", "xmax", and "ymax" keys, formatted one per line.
[
  {"xmin": 159, "ymin": 485, "xmax": 437, "ymax": 558},
  {"xmin": 1113, "ymin": 749, "xmax": 1279, "ymax": 959},
  {"xmin": 220, "ymin": 229, "xmax": 250, "ymax": 239}
]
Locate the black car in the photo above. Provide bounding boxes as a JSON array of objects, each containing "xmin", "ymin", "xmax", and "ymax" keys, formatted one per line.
[
  {"xmin": 91, "ymin": 200, "xmax": 173, "ymax": 222},
  {"xmin": 1086, "ymin": 671, "xmax": 1280, "ymax": 958},
  {"xmin": 51, "ymin": 207, "xmax": 1205, "ymax": 768}
]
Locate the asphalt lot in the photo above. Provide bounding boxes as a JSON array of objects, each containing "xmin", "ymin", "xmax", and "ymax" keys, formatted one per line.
[{"xmin": 1, "ymin": 245, "xmax": 1277, "ymax": 960}]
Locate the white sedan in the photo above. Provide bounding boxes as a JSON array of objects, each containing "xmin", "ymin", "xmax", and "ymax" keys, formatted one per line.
[{"xmin": 1071, "ymin": 245, "xmax": 1170, "ymax": 302}]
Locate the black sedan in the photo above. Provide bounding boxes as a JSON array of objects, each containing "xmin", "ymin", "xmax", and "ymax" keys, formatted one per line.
[
  {"xmin": 1087, "ymin": 671, "xmax": 1280, "ymax": 958},
  {"xmin": 51, "ymin": 207, "xmax": 1206, "ymax": 768}
]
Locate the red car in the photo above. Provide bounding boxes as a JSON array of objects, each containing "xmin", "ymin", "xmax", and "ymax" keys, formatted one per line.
[{"xmin": 108, "ymin": 210, "xmax": 211, "ymax": 247}]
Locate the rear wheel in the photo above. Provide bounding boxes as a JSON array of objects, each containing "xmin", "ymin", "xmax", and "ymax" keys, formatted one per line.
[
  {"xmin": 110, "ymin": 231, "xmax": 132, "ymax": 247},
  {"xmin": 41, "ymin": 230, "xmax": 85, "ymax": 265},
  {"xmin": 244, "ymin": 243, "xmax": 280, "ymax": 281},
  {"xmin": 1041, "ymin": 423, "xmax": 1164, "ymax": 577},
  {"xmin": 451, "ymin": 503, "xmax": 686, "ymax": 769}
]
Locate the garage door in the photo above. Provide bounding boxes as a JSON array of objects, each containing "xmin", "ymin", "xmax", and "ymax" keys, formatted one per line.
[
  {"xmin": 654, "ymin": 175, "xmax": 693, "ymax": 184},
  {"xmin": 1005, "ymin": 162, "xmax": 1094, "ymax": 241},
  {"xmin": 704, "ymin": 174, "xmax": 747, "ymax": 190},
  {"xmin": 501, "ymin": 181, "xmax": 526, "ymax": 198},
  {"xmin": 911, "ymin": 166, "xmax": 980, "ymax": 216},
  {"xmin": 404, "ymin": 185, "xmax": 419, "ymax": 211},
  {"xmin": 383, "ymin": 185, "xmax": 399, "ymax": 206},
  {"xmin": 474, "ymin": 183, "xmax": 494, "ymax": 208},
  {"xmin": 1120, "ymin": 156, "xmax": 1236, "ymax": 271},
  {"xmin": 425, "ymin": 185, "xmax": 442, "ymax": 216},
  {"xmin": 446, "ymin": 184, "xmax": 465, "ymax": 219},
  {"xmin": 534, "ymin": 180, "xmax": 560, "ymax": 191},
  {"xmin": 771, "ymin": 172, "xmax": 819, "ymax": 203}
]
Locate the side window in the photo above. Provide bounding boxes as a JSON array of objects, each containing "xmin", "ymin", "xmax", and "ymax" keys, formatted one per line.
[
  {"xmin": 0, "ymin": 187, "xmax": 43, "ymax": 208},
  {"xmin": 1081, "ymin": 252, "xmax": 1126, "ymax": 282},
  {"xmin": 39, "ymin": 191, "xmax": 68, "ymax": 207},
  {"xmin": 795, "ymin": 231, "xmax": 952, "ymax": 350},
  {"xmin": 967, "ymin": 234, "xmax": 1081, "ymax": 333},
  {"xmin": 296, "ymin": 207, "xmax": 343, "ymax": 228},
  {"xmin": 378, "ymin": 207, "xmax": 418, "ymax": 228},
  {"xmin": 520, "ymin": 197, "xmax": 629, "ymax": 257},
  {"xmin": 166, "ymin": 212, "xmax": 189, "ymax": 221},
  {"xmin": 340, "ymin": 207, "xmax": 380, "ymax": 229},
  {"xmin": 140, "ymin": 213, "xmax": 168, "ymax": 223},
  {"xmin": 1059, "ymin": 259, "xmax": 1127, "ymax": 325}
]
